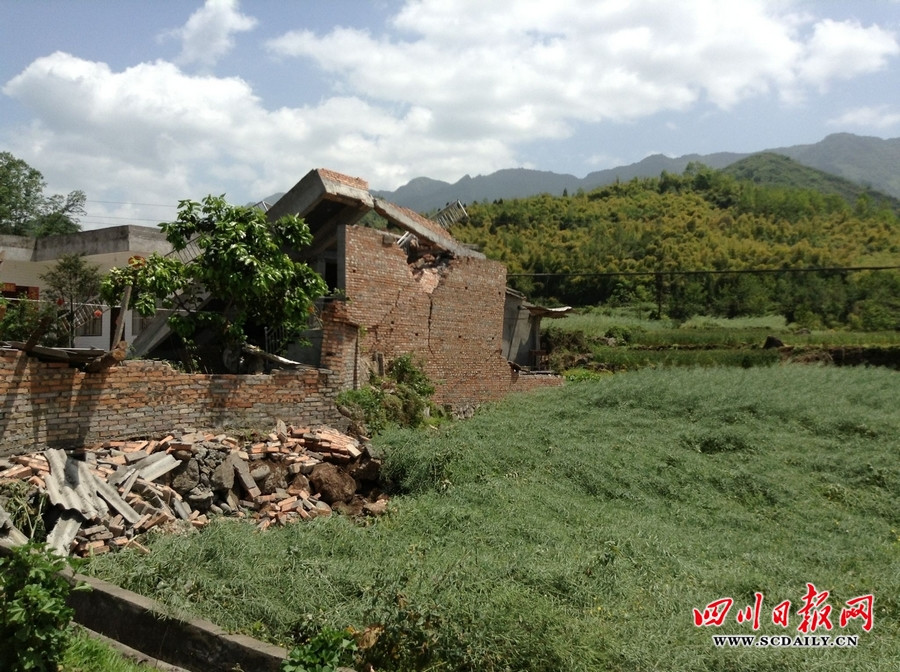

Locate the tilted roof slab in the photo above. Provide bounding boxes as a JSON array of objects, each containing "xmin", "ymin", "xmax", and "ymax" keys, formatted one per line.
[
  {"xmin": 267, "ymin": 168, "xmax": 483, "ymax": 259},
  {"xmin": 265, "ymin": 169, "xmax": 374, "ymax": 237},
  {"xmin": 373, "ymin": 198, "xmax": 484, "ymax": 259}
]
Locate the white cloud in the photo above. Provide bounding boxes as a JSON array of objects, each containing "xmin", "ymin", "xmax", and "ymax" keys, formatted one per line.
[
  {"xmin": 797, "ymin": 19, "xmax": 899, "ymax": 90},
  {"xmin": 827, "ymin": 105, "xmax": 900, "ymax": 130},
  {"xmin": 586, "ymin": 152, "xmax": 626, "ymax": 169},
  {"xmin": 1, "ymin": 50, "xmax": 518, "ymax": 222},
  {"xmin": 169, "ymin": 0, "xmax": 257, "ymax": 67},
  {"xmin": 266, "ymin": 0, "xmax": 897, "ymax": 123},
  {"xmin": 1, "ymin": 0, "xmax": 898, "ymax": 228}
]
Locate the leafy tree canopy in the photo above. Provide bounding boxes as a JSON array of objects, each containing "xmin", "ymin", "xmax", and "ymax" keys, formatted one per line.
[
  {"xmin": 0, "ymin": 152, "xmax": 85, "ymax": 237},
  {"xmin": 40, "ymin": 254, "xmax": 101, "ymax": 307},
  {"xmin": 101, "ymin": 195, "xmax": 328, "ymax": 362}
]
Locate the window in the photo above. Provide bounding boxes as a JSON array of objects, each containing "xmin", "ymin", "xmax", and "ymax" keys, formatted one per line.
[
  {"xmin": 75, "ymin": 312, "xmax": 103, "ymax": 337},
  {"xmin": 131, "ymin": 310, "xmax": 154, "ymax": 336}
]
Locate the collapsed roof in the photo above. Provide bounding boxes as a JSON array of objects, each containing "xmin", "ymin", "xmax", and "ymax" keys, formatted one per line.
[{"xmin": 266, "ymin": 168, "xmax": 484, "ymax": 259}]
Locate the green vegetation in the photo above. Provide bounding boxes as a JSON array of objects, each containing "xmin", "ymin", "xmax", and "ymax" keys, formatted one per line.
[
  {"xmin": 544, "ymin": 308, "xmax": 900, "ymax": 372},
  {"xmin": 0, "ymin": 296, "xmax": 66, "ymax": 347},
  {"xmin": 83, "ymin": 366, "xmax": 899, "ymax": 671},
  {"xmin": 722, "ymin": 153, "xmax": 900, "ymax": 215},
  {"xmin": 336, "ymin": 353, "xmax": 443, "ymax": 435},
  {"xmin": 453, "ymin": 164, "xmax": 900, "ymax": 328},
  {"xmin": 39, "ymin": 254, "xmax": 102, "ymax": 347},
  {"xmin": 0, "ymin": 151, "xmax": 85, "ymax": 237},
  {"xmin": 100, "ymin": 195, "xmax": 328, "ymax": 370},
  {"xmin": 62, "ymin": 628, "xmax": 152, "ymax": 672},
  {"xmin": 281, "ymin": 627, "xmax": 357, "ymax": 672},
  {"xmin": 0, "ymin": 543, "xmax": 87, "ymax": 671}
]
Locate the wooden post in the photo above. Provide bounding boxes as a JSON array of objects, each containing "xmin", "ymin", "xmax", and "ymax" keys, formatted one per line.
[
  {"xmin": 655, "ymin": 272, "xmax": 663, "ymax": 319},
  {"xmin": 111, "ymin": 285, "xmax": 132, "ymax": 348}
]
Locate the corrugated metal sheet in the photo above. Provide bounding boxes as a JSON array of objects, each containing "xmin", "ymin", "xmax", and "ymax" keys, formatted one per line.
[{"xmin": 44, "ymin": 449, "xmax": 107, "ymax": 520}]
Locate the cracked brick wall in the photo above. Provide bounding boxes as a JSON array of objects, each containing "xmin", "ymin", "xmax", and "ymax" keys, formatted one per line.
[
  {"xmin": 321, "ymin": 226, "xmax": 563, "ymax": 409},
  {"xmin": 0, "ymin": 353, "xmax": 341, "ymax": 458}
]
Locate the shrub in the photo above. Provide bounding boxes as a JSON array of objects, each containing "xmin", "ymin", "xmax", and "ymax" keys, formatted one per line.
[
  {"xmin": 281, "ymin": 626, "xmax": 357, "ymax": 672},
  {"xmin": 387, "ymin": 354, "xmax": 435, "ymax": 397},
  {"xmin": 0, "ymin": 543, "xmax": 86, "ymax": 672},
  {"xmin": 336, "ymin": 354, "xmax": 442, "ymax": 435},
  {"xmin": 0, "ymin": 481, "xmax": 49, "ymax": 541}
]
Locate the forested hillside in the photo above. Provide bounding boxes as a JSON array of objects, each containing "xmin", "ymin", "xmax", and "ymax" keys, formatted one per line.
[
  {"xmin": 722, "ymin": 153, "xmax": 900, "ymax": 215},
  {"xmin": 452, "ymin": 164, "xmax": 900, "ymax": 329}
]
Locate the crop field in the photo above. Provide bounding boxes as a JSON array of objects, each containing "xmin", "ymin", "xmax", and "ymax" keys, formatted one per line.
[
  {"xmin": 550, "ymin": 310, "xmax": 900, "ymax": 347},
  {"xmin": 84, "ymin": 365, "xmax": 899, "ymax": 671},
  {"xmin": 544, "ymin": 309, "xmax": 900, "ymax": 373}
]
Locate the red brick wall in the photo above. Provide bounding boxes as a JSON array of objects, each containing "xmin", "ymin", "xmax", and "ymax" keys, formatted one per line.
[
  {"xmin": 322, "ymin": 226, "xmax": 562, "ymax": 409},
  {"xmin": 0, "ymin": 352, "xmax": 341, "ymax": 458}
]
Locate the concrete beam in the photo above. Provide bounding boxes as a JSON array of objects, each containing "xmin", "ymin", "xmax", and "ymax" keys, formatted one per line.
[
  {"xmin": 265, "ymin": 169, "xmax": 373, "ymax": 231},
  {"xmin": 64, "ymin": 571, "xmax": 287, "ymax": 672},
  {"xmin": 373, "ymin": 198, "xmax": 484, "ymax": 259}
]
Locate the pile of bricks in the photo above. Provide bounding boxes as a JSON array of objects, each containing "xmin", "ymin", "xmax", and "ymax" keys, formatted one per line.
[{"xmin": 0, "ymin": 422, "xmax": 385, "ymax": 556}]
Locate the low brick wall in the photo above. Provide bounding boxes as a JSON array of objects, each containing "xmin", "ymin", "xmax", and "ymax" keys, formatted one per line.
[{"xmin": 0, "ymin": 351, "xmax": 342, "ymax": 458}]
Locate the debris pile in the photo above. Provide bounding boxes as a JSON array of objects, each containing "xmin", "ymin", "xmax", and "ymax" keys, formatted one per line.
[{"xmin": 0, "ymin": 422, "xmax": 386, "ymax": 556}]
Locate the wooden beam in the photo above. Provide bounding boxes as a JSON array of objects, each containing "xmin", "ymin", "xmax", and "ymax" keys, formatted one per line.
[
  {"xmin": 241, "ymin": 343, "xmax": 309, "ymax": 369},
  {"xmin": 84, "ymin": 340, "xmax": 127, "ymax": 373}
]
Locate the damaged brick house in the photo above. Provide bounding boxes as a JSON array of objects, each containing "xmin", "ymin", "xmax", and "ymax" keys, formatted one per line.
[
  {"xmin": 1, "ymin": 168, "xmax": 564, "ymax": 414},
  {"xmin": 261, "ymin": 168, "xmax": 565, "ymax": 410}
]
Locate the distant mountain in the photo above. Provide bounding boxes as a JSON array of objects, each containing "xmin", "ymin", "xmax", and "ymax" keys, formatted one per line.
[
  {"xmin": 722, "ymin": 153, "xmax": 900, "ymax": 213},
  {"xmin": 770, "ymin": 133, "xmax": 900, "ymax": 199},
  {"xmin": 370, "ymin": 133, "xmax": 900, "ymax": 212},
  {"xmin": 382, "ymin": 169, "xmax": 580, "ymax": 213}
]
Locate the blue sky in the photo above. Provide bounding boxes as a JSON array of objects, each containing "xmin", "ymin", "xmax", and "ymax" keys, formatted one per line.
[{"xmin": 1, "ymin": 0, "xmax": 899, "ymax": 229}]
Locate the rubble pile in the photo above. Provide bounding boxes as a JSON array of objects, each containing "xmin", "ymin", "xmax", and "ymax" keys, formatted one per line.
[{"xmin": 0, "ymin": 422, "xmax": 386, "ymax": 556}]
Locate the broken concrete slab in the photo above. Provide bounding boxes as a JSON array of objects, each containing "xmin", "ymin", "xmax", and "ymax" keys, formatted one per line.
[
  {"xmin": 138, "ymin": 454, "xmax": 180, "ymax": 482},
  {"xmin": 373, "ymin": 198, "xmax": 485, "ymax": 259}
]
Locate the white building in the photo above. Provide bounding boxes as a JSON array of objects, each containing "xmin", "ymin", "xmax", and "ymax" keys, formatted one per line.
[{"xmin": 0, "ymin": 226, "xmax": 172, "ymax": 349}]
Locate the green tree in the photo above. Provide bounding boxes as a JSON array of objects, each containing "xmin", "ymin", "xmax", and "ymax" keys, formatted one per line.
[
  {"xmin": 101, "ymin": 195, "xmax": 328, "ymax": 369},
  {"xmin": 0, "ymin": 297, "xmax": 64, "ymax": 347},
  {"xmin": 0, "ymin": 152, "xmax": 85, "ymax": 237},
  {"xmin": 39, "ymin": 254, "xmax": 102, "ymax": 347}
]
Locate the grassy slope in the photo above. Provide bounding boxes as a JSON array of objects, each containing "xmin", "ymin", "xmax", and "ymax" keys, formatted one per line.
[{"xmin": 85, "ymin": 366, "xmax": 899, "ymax": 671}]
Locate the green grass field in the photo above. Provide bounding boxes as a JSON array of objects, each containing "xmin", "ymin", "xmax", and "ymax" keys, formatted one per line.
[{"xmin": 84, "ymin": 365, "xmax": 899, "ymax": 671}]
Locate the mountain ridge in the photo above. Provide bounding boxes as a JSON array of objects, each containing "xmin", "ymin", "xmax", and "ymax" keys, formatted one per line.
[{"xmin": 367, "ymin": 133, "xmax": 900, "ymax": 212}]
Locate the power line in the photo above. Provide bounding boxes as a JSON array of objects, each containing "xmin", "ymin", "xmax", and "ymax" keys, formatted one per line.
[
  {"xmin": 86, "ymin": 199, "xmax": 177, "ymax": 208},
  {"xmin": 80, "ymin": 215, "xmax": 164, "ymax": 222},
  {"xmin": 507, "ymin": 265, "xmax": 900, "ymax": 278}
]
